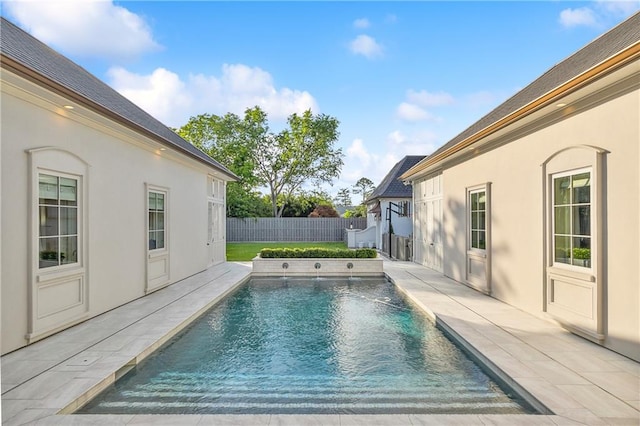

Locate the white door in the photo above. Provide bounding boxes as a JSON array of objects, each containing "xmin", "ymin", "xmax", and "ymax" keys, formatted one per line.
[
  {"xmin": 147, "ymin": 186, "xmax": 170, "ymax": 293},
  {"xmin": 425, "ymin": 198, "xmax": 443, "ymax": 272},
  {"xmin": 465, "ymin": 185, "xmax": 490, "ymax": 294},
  {"xmin": 208, "ymin": 199, "xmax": 225, "ymax": 266}
]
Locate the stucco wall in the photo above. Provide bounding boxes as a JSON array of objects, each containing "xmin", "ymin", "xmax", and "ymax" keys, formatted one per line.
[
  {"xmin": 441, "ymin": 87, "xmax": 639, "ymax": 360},
  {"xmin": 1, "ymin": 84, "xmax": 218, "ymax": 354},
  {"xmin": 370, "ymin": 199, "xmax": 413, "ymax": 249}
]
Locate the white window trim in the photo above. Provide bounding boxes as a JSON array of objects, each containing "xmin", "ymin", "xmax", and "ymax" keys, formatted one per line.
[
  {"xmin": 147, "ymin": 185, "xmax": 169, "ymax": 255},
  {"xmin": 145, "ymin": 184, "xmax": 170, "ymax": 293},
  {"xmin": 208, "ymin": 175, "xmax": 225, "ymax": 202},
  {"xmin": 550, "ymin": 167, "xmax": 593, "ymax": 273},
  {"xmin": 37, "ymin": 169, "xmax": 82, "ymax": 272},
  {"xmin": 542, "ymin": 144, "xmax": 606, "ymax": 342},
  {"xmin": 466, "ymin": 184, "xmax": 490, "ymax": 256},
  {"xmin": 27, "ymin": 147, "xmax": 89, "ymax": 343}
]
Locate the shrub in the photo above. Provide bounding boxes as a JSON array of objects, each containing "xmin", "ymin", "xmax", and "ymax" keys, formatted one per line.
[
  {"xmin": 259, "ymin": 247, "xmax": 376, "ymax": 259},
  {"xmin": 308, "ymin": 204, "xmax": 340, "ymax": 217},
  {"xmin": 573, "ymin": 248, "xmax": 591, "ymax": 260}
]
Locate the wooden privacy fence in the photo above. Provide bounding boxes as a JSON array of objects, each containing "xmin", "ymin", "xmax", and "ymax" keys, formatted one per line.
[{"xmin": 227, "ymin": 217, "xmax": 367, "ymax": 242}]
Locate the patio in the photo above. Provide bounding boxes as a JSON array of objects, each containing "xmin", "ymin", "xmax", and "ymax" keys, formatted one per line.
[{"xmin": 1, "ymin": 260, "xmax": 638, "ymax": 425}]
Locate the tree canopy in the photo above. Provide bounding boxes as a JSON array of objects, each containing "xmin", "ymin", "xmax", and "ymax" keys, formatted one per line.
[
  {"xmin": 177, "ymin": 107, "xmax": 343, "ymax": 218},
  {"xmin": 334, "ymin": 187, "xmax": 352, "ymax": 207},
  {"xmin": 277, "ymin": 190, "xmax": 334, "ymax": 218},
  {"xmin": 308, "ymin": 204, "xmax": 340, "ymax": 218},
  {"xmin": 353, "ymin": 177, "xmax": 375, "ymax": 204}
]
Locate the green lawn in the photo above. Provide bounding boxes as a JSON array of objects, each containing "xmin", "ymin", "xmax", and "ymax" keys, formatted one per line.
[{"xmin": 227, "ymin": 241, "xmax": 347, "ymax": 261}]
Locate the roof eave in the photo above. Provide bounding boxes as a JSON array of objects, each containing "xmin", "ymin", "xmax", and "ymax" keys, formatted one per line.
[
  {"xmin": 1, "ymin": 54, "xmax": 239, "ymax": 181},
  {"xmin": 401, "ymin": 41, "xmax": 640, "ymax": 181}
]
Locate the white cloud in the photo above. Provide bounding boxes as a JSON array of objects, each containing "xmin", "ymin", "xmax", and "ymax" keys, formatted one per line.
[
  {"xmin": 386, "ymin": 130, "xmax": 438, "ymax": 156},
  {"xmin": 559, "ymin": 7, "xmax": 598, "ymax": 27},
  {"xmin": 3, "ymin": 0, "xmax": 160, "ymax": 60},
  {"xmin": 385, "ymin": 14, "xmax": 398, "ymax": 24},
  {"xmin": 353, "ymin": 18, "xmax": 370, "ymax": 29},
  {"xmin": 346, "ymin": 138, "xmax": 372, "ymax": 167},
  {"xmin": 349, "ymin": 35, "xmax": 383, "ymax": 59},
  {"xmin": 342, "ymin": 138, "xmax": 394, "ymax": 185},
  {"xmin": 463, "ymin": 90, "xmax": 499, "ymax": 108},
  {"xmin": 596, "ymin": 0, "xmax": 639, "ymax": 16},
  {"xmin": 559, "ymin": 1, "xmax": 639, "ymax": 28},
  {"xmin": 338, "ymin": 132, "xmax": 438, "ymax": 189},
  {"xmin": 406, "ymin": 90, "xmax": 454, "ymax": 107},
  {"xmin": 396, "ymin": 89, "xmax": 455, "ymax": 123},
  {"xmin": 107, "ymin": 67, "xmax": 192, "ymax": 124},
  {"xmin": 107, "ymin": 63, "xmax": 319, "ymax": 127},
  {"xmin": 395, "ymin": 102, "xmax": 435, "ymax": 122}
]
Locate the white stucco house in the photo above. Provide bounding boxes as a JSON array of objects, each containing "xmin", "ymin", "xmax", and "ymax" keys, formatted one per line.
[
  {"xmin": 0, "ymin": 18, "xmax": 237, "ymax": 355},
  {"xmin": 365, "ymin": 155, "xmax": 425, "ymax": 252},
  {"xmin": 402, "ymin": 13, "xmax": 639, "ymax": 362}
]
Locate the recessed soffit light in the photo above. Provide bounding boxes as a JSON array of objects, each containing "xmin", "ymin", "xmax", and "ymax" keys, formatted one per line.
[{"xmin": 63, "ymin": 105, "xmax": 74, "ymax": 110}]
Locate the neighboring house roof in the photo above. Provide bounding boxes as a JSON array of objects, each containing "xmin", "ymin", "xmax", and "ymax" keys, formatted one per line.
[
  {"xmin": 402, "ymin": 12, "xmax": 640, "ymax": 180},
  {"xmin": 0, "ymin": 18, "xmax": 237, "ymax": 180},
  {"xmin": 367, "ymin": 155, "xmax": 426, "ymax": 202}
]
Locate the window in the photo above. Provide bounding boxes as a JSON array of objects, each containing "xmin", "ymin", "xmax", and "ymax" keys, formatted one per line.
[
  {"xmin": 553, "ymin": 169, "xmax": 591, "ymax": 268},
  {"xmin": 469, "ymin": 189, "xmax": 486, "ymax": 250},
  {"xmin": 398, "ymin": 201, "xmax": 411, "ymax": 217},
  {"xmin": 148, "ymin": 191, "xmax": 166, "ymax": 250},
  {"xmin": 38, "ymin": 173, "xmax": 79, "ymax": 268}
]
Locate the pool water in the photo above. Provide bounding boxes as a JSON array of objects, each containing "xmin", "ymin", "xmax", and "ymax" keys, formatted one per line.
[{"xmin": 79, "ymin": 277, "xmax": 536, "ymax": 415}]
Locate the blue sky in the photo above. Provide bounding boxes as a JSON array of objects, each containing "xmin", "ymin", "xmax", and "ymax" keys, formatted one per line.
[{"xmin": 2, "ymin": 1, "xmax": 638, "ymax": 196}]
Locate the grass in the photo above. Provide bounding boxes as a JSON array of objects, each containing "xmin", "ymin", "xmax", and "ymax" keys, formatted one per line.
[{"xmin": 227, "ymin": 242, "xmax": 347, "ymax": 261}]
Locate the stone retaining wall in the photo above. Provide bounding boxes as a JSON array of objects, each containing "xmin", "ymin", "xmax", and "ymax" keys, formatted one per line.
[{"xmin": 252, "ymin": 256, "xmax": 383, "ymax": 277}]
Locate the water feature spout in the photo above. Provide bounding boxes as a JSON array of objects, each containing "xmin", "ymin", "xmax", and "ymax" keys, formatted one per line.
[
  {"xmin": 314, "ymin": 262, "xmax": 321, "ymax": 279},
  {"xmin": 347, "ymin": 262, "xmax": 354, "ymax": 279},
  {"xmin": 282, "ymin": 262, "xmax": 289, "ymax": 279}
]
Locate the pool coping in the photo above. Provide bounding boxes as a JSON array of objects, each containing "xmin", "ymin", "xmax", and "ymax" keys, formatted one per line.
[{"xmin": 1, "ymin": 260, "xmax": 638, "ymax": 425}]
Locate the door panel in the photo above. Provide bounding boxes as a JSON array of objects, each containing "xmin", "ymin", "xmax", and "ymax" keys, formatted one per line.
[
  {"xmin": 208, "ymin": 200, "xmax": 225, "ymax": 266},
  {"xmin": 425, "ymin": 198, "xmax": 443, "ymax": 272}
]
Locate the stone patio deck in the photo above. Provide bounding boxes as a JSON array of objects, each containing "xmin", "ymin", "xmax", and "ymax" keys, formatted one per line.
[{"xmin": 1, "ymin": 260, "xmax": 638, "ymax": 425}]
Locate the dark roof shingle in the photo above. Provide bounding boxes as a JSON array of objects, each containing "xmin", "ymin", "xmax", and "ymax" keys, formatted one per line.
[
  {"xmin": 0, "ymin": 17, "xmax": 237, "ymax": 179},
  {"xmin": 367, "ymin": 155, "xmax": 426, "ymax": 201},
  {"xmin": 406, "ymin": 12, "xmax": 640, "ymax": 176}
]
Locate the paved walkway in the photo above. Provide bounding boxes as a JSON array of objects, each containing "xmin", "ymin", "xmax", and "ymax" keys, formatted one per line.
[{"xmin": 1, "ymin": 260, "xmax": 638, "ymax": 425}]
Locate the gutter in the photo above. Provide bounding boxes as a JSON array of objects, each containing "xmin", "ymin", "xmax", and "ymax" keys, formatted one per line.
[
  {"xmin": 401, "ymin": 41, "xmax": 640, "ymax": 181},
  {"xmin": 1, "ymin": 54, "xmax": 239, "ymax": 181}
]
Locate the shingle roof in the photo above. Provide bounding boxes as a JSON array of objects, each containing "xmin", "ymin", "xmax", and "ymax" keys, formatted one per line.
[
  {"xmin": 404, "ymin": 12, "xmax": 640, "ymax": 179},
  {"xmin": 367, "ymin": 155, "xmax": 426, "ymax": 201},
  {"xmin": 0, "ymin": 18, "xmax": 237, "ymax": 179}
]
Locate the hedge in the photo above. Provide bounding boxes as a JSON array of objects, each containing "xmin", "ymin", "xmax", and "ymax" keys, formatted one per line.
[{"xmin": 259, "ymin": 248, "xmax": 377, "ymax": 259}]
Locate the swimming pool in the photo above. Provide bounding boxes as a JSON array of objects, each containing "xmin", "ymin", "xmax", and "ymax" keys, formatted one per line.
[{"xmin": 78, "ymin": 277, "xmax": 536, "ymax": 415}]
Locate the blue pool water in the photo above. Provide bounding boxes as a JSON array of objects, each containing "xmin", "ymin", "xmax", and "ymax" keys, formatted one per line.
[{"xmin": 79, "ymin": 277, "xmax": 536, "ymax": 415}]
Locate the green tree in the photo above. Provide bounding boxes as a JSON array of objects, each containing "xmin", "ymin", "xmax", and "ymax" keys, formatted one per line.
[
  {"xmin": 344, "ymin": 205, "xmax": 367, "ymax": 218},
  {"xmin": 257, "ymin": 110, "xmax": 343, "ymax": 217},
  {"xmin": 334, "ymin": 187, "xmax": 352, "ymax": 207},
  {"xmin": 279, "ymin": 190, "xmax": 334, "ymax": 217},
  {"xmin": 177, "ymin": 107, "xmax": 343, "ymax": 218},
  {"xmin": 353, "ymin": 177, "xmax": 375, "ymax": 204},
  {"xmin": 177, "ymin": 108, "xmax": 267, "ymax": 217},
  {"xmin": 227, "ymin": 185, "xmax": 271, "ymax": 218}
]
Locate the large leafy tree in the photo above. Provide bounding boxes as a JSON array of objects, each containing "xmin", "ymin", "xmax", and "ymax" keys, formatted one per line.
[
  {"xmin": 257, "ymin": 110, "xmax": 343, "ymax": 217},
  {"xmin": 177, "ymin": 108, "xmax": 268, "ymax": 217},
  {"xmin": 177, "ymin": 107, "xmax": 343, "ymax": 218}
]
